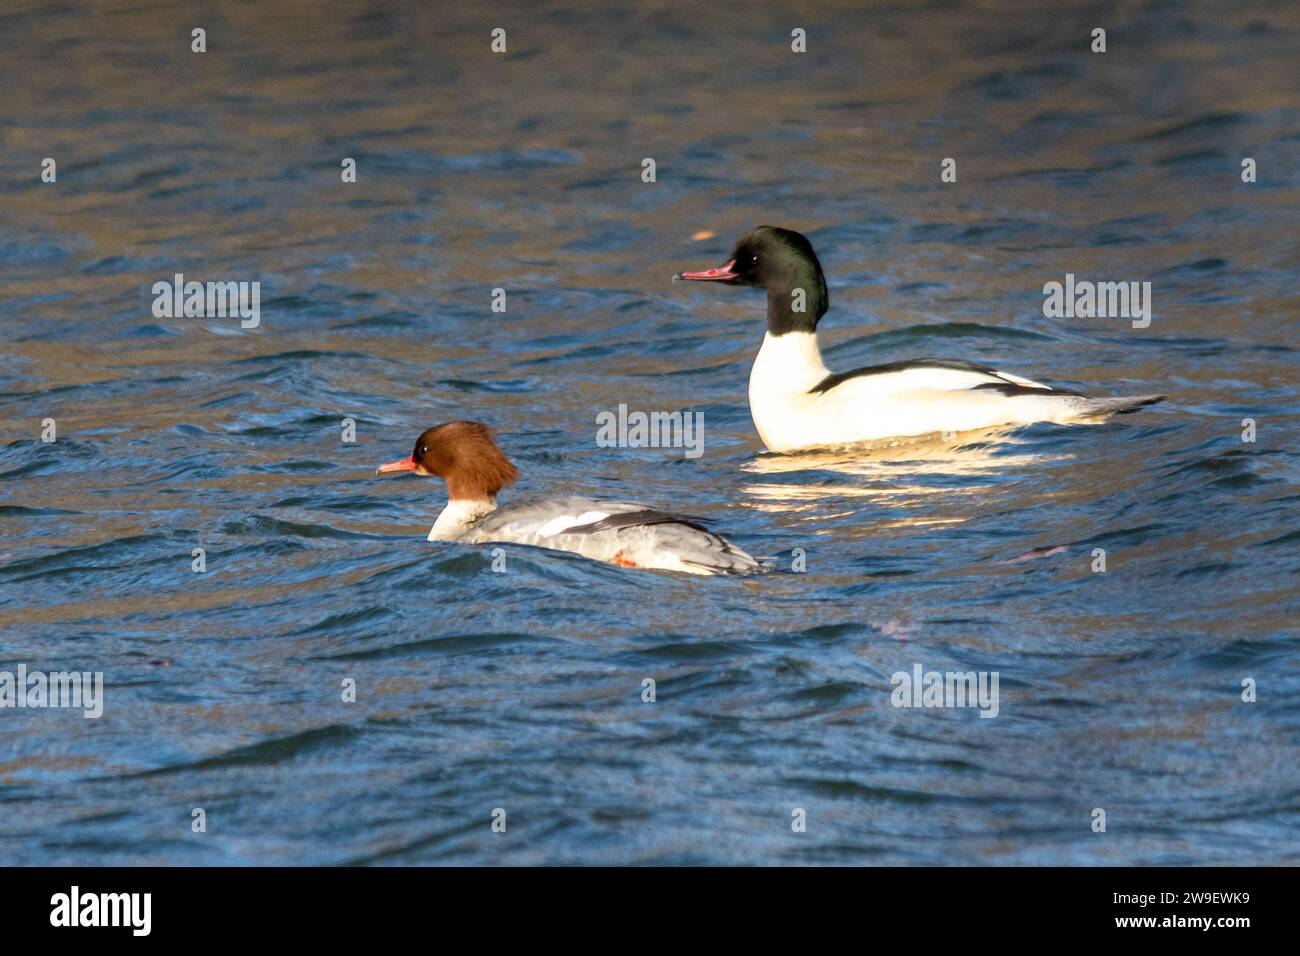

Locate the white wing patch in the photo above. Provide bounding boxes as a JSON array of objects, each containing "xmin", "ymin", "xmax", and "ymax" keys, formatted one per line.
[
  {"xmin": 537, "ymin": 511, "xmax": 610, "ymax": 536},
  {"xmin": 991, "ymin": 369, "xmax": 1052, "ymax": 389}
]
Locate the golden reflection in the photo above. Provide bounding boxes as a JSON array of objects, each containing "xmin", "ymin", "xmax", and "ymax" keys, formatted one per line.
[{"xmin": 738, "ymin": 426, "xmax": 1057, "ymax": 514}]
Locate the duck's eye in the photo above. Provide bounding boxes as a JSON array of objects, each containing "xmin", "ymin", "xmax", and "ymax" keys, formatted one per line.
[
  {"xmin": 418, "ymin": 445, "xmax": 427, "ymax": 456},
  {"xmin": 751, "ymin": 255, "xmax": 760, "ymax": 264}
]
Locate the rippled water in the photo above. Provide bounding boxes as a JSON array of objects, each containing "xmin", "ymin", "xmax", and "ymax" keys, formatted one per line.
[{"xmin": 3, "ymin": 0, "xmax": 1298, "ymax": 864}]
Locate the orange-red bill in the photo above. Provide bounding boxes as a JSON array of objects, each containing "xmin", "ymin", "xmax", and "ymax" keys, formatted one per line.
[
  {"xmin": 674, "ymin": 259, "xmax": 739, "ymax": 282},
  {"xmin": 376, "ymin": 453, "xmax": 417, "ymax": 475}
]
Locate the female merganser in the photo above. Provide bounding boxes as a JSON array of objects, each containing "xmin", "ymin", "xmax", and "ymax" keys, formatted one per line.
[
  {"xmin": 375, "ymin": 421, "xmax": 761, "ymax": 576},
  {"xmin": 675, "ymin": 226, "xmax": 1164, "ymax": 453}
]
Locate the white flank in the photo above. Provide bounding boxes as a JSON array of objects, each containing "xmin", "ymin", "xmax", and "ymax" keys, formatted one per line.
[{"xmin": 747, "ymin": 331, "xmax": 1096, "ymax": 452}]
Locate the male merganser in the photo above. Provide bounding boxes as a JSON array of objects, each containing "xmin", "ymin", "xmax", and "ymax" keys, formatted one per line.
[
  {"xmin": 675, "ymin": 226, "xmax": 1164, "ymax": 453},
  {"xmin": 375, "ymin": 421, "xmax": 761, "ymax": 575}
]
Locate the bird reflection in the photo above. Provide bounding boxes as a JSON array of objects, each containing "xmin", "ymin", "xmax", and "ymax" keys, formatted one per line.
[{"xmin": 738, "ymin": 426, "xmax": 1053, "ymax": 520}]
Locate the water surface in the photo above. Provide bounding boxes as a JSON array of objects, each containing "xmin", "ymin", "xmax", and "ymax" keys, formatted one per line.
[{"xmin": 2, "ymin": 0, "xmax": 1298, "ymax": 864}]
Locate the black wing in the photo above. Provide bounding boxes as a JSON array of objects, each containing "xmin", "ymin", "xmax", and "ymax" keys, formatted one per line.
[{"xmin": 808, "ymin": 358, "xmax": 1069, "ymax": 395}]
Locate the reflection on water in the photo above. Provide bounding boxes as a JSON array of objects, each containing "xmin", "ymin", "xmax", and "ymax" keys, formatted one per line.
[
  {"xmin": 740, "ymin": 431, "xmax": 1057, "ymax": 541},
  {"xmin": 743, "ymin": 427, "xmax": 1041, "ymax": 500},
  {"xmin": 2, "ymin": 0, "xmax": 1298, "ymax": 864}
]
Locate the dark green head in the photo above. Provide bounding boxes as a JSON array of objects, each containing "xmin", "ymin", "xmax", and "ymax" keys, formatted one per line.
[{"xmin": 675, "ymin": 225, "xmax": 829, "ymax": 334}]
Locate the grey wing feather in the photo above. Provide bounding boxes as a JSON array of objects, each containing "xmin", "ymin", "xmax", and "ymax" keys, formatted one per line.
[{"xmin": 562, "ymin": 509, "xmax": 712, "ymax": 535}]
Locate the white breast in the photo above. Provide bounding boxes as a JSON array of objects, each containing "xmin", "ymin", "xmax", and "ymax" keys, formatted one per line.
[
  {"xmin": 747, "ymin": 332, "xmax": 831, "ymax": 451},
  {"xmin": 428, "ymin": 498, "xmax": 497, "ymax": 541}
]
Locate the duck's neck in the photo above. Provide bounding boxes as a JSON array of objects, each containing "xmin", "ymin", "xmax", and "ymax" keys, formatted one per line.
[
  {"xmin": 765, "ymin": 269, "xmax": 828, "ymax": 336},
  {"xmin": 428, "ymin": 497, "xmax": 497, "ymax": 541}
]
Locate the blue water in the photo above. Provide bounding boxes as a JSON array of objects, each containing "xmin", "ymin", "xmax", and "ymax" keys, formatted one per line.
[{"xmin": 2, "ymin": 0, "xmax": 1298, "ymax": 864}]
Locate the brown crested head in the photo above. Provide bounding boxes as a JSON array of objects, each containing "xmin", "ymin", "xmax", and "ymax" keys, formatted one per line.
[{"xmin": 406, "ymin": 421, "xmax": 519, "ymax": 501}]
